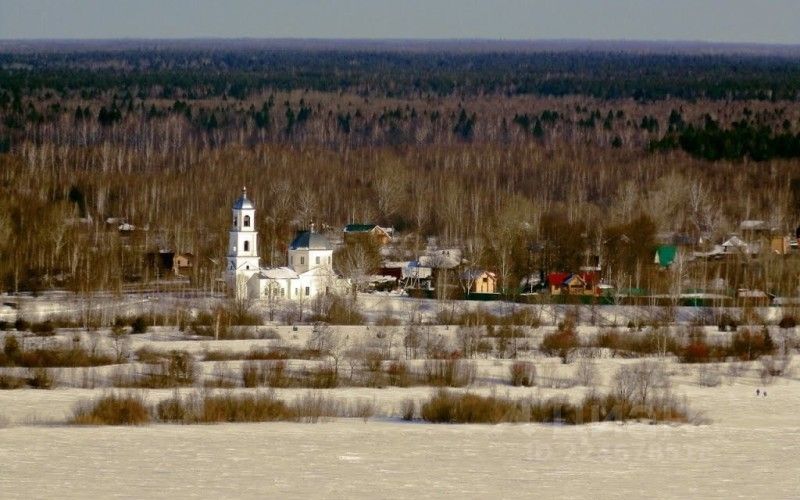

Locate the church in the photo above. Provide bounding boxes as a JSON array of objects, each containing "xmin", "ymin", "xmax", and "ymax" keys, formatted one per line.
[{"xmin": 225, "ymin": 188, "xmax": 345, "ymax": 301}]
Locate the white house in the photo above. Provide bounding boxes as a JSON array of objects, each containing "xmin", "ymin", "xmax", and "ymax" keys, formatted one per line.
[{"xmin": 225, "ymin": 188, "xmax": 346, "ymax": 301}]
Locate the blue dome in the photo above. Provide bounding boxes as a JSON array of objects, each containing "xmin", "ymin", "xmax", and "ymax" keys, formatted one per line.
[
  {"xmin": 233, "ymin": 187, "xmax": 254, "ymax": 210},
  {"xmin": 290, "ymin": 230, "xmax": 332, "ymax": 250}
]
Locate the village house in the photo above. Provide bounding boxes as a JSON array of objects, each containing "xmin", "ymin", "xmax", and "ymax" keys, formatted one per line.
[
  {"xmin": 172, "ymin": 252, "xmax": 194, "ymax": 276},
  {"xmin": 547, "ymin": 271, "xmax": 599, "ymax": 296},
  {"xmin": 461, "ymin": 269, "xmax": 498, "ymax": 295},
  {"xmin": 343, "ymin": 223, "xmax": 394, "ymax": 246}
]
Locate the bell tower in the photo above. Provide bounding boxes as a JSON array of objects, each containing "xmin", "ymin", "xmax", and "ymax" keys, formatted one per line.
[{"xmin": 226, "ymin": 187, "xmax": 260, "ymax": 294}]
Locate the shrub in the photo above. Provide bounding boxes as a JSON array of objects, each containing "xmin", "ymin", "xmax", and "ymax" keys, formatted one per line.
[
  {"xmin": 400, "ymin": 398, "xmax": 416, "ymax": 421},
  {"xmin": 730, "ymin": 328, "xmax": 776, "ymax": 361},
  {"xmin": 200, "ymin": 392, "xmax": 292, "ymax": 423},
  {"xmin": 419, "ymin": 387, "xmax": 691, "ymax": 425},
  {"xmin": 3, "ymin": 335, "xmax": 20, "ymax": 360},
  {"xmin": 71, "ymin": 392, "xmax": 151, "ymax": 425},
  {"xmin": 130, "ymin": 316, "xmax": 149, "ymax": 334},
  {"xmin": 681, "ymin": 339, "xmax": 711, "ymax": 363},
  {"xmin": 509, "ymin": 361, "xmax": 536, "ymax": 386},
  {"xmin": 13, "ymin": 318, "xmax": 29, "ymax": 332},
  {"xmin": 0, "ymin": 373, "xmax": 27, "ymax": 389},
  {"xmin": 7, "ymin": 343, "xmax": 115, "ymax": 368},
  {"xmin": 135, "ymin": 346, "xmax": 167, "ymax": 364},
  {"xmin": 310, "ymin": 363, "xmax": 338, "ymax": 388},
  {"xmin": 241, "ymin": 361, "xmax": 264, "ymax": 388},
  {"xmin": 350, "ymin": 399, "xmax": 376, "ymax": 422},
  {"xmin": 112, "ymin": 351, "xmax": 196, "ymax": 388},
  {"xmin": 27, "ymin": 368, "xmax": 55, "ymax": 389},
  {"xmin": 386, "ymin": 361, "xmax": 411, "ymax": 387},
  {"xmin": 30, "ymin": 321, "xmax": 56, "ymax": 336},
  {"xmin": 540, "ymin": 325, "xmax": 579, "ymax": 363},
  {"xmin": 155, "ymin": 391, "xmax": 293, "ymax": 424},
  {"xmin": 778, "ymin": 316, "xmax": 797, "ymax": 329},
  {"xmin": 291, "ymin": 392, "xmax": 342, "ymax": 423},
  {"xmin": 421, "ymin": 390, "xmax": 524, "ymax": 424},
  {"xmin": 424, "ymin": 359, "xmax": 476, "ymax": 387}
]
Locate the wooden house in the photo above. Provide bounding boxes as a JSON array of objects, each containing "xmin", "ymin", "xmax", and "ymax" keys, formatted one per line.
[
  {"xmin": 462, "ymin": 270, "xmax": 498, "ymax": 294},
  {"xmin": 173, "ymin": 252, "xmax": 195, "ymax": 275},
  {"xmin": 547, "ymin": 272, "xmax": 599, "ymax": 296},
  {"xmin": 343, "ymin": 224, "xmax": 394, "ymax": 246}
]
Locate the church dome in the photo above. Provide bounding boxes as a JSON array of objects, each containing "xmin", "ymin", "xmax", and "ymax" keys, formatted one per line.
[
  {"xmin": 290, "ymin": 230, "xmax": 332, "ymax": 250},
  {"xmin": 233, "ymin": 187, "xmax": 254, "ymax": 210}
]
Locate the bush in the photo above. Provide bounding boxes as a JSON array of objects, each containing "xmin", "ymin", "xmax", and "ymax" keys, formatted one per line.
[
  {"xmin": 421, "ymin": 390, "xmax": 524, "ymax": 424},
  {"xmin": 241, "ymin": 361, "xmax": 264, "ymax": 388},
  {"xmin": 778, "ymin": 316, "xmax": 797, "ymax": 329},
  {"xmin": 112, "ymin": 351, "xmax": 196, "ymax": 388},
  {"xmin": 386, "ymin": 361, "xmax": 411, "ymax": 387},
  {"xmin": 13, "ymin": 318, "xmax": 29, "ymax": 332},
  {"xmin": 3, "ymin": 335, "xmax": 20, "ymax": 360},
  {"xmin": 0, "ymin": 373, "xmax": 27, "ymax": 389},
  {"xmin": 310, "ymin": 363, "xmax": 338, "ymax": 388},
  {"xmin": 419, "ymin": 387, "xmax": 691, "ymax": 425},
  {"xmin": 424, "ymin": 359, "xmax": 476, "ymax": 387},
  {"xmin": 509, "ymin": 361, "xmax": 536, "ymax": 386},
  {"xmin": 4, "ymin": 341, "xmax": 116, "ymax": 368},
  {"xmin": 730, "ymin": 328, "xmax": 776, "ymax": 361},
  {"xmin": 30, "ymin": 321, "xmax": 56, "ymax": 336},
  {"xmin": 400, "ymin": 398, "xmax": 416, "ymax": 421},
  {"xmin": 71, "ymin": 392, "xmax": 151, "ymax": 425},
  {"xmin": 540, "ymin": 325, "xmax": 579, "ymax": 363},
  {"xmin": 130, "ymin": 316, "xmax": 149, "ymax": 334},
  {"xmin": 27, "ymin": 368, "xmax": 55, "ymax": 389},
  {"xmin": 681, "ymin": 339, "xmax": 711, "ymax": 363},
  {"xmin": 590, "ymin": 328, "xmax": 680, "ymax": 357}
]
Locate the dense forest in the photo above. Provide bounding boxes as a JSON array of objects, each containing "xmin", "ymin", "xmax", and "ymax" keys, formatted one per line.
[{"xmin": 2, "ymin": 41, "xmax": 800, "ymax": 296}]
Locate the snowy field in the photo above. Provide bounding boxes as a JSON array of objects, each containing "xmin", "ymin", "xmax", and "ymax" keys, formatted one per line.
[
  {"xmin": 1, "ymin": 394, "xmax": 799, "ymax": 499},
  {"xmin": 1, "ymin": 360, "xmax": 798, "ymax": 499},
  {"xmin": 1, "ymin": 293, "xmax": 799, "ymax": 498}
]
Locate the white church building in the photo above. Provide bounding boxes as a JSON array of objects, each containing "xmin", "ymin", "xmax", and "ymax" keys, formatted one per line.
[{"xmin": 225, "ymin": 188, "xmax": 345, "ymax": 301}]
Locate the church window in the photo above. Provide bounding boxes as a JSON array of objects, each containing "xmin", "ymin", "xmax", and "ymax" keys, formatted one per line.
[
  {"xmin": 305, "ymin": 286, "xmax": 310, "ymax": 296},
  {"xmin": 246, "ymin": 265, "xmax": 250, "ymax": 270},
  {"xmin": 233, "ymin": 217, "xmax": 237, "ymax": 227},
  {"xmin": 244, "ymin": 241, "xmax": 250, "ymax": 252},
  {"xmin": 316, "ymin": 256, "xmax": 320, "ymax": 265},
  {"xmin": 244, "ymin": 215, "xmax": 251, "ymax": 227},
  {"xmin": 300, "ymin": 256, "xmax": 305, "ymax": 265}
]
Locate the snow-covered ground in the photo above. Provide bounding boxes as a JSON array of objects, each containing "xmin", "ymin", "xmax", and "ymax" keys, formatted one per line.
[
  {"xmin": 1, "ymin": 395, "xmax": 798, "ymax": 499},
  {"xmin": 1, "ymin": 355, "xmax": 798, "ymax": 498},
  {"xmin": 1, "ymin": 294, "xmax": 798, "ymax": 498}
]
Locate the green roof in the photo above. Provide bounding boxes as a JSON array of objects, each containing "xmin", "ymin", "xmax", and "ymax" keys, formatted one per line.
[
  {"xmin": 344, "ymin": 224, "xmax": 378, "ymax": 233},
  {"xmin": 655, "ymin": 245, "xmax": 677, "ymax": 268}
]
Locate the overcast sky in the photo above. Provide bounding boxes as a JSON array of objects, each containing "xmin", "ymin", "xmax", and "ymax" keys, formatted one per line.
[{"xmin": 1, "ymin": 0, "xmax": 799, "ymax": 44}]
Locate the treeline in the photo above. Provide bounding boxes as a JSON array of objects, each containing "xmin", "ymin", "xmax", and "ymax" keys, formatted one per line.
[{"xmin": 3, "ymin": 47, "xmax": 800, "ymax": 101}]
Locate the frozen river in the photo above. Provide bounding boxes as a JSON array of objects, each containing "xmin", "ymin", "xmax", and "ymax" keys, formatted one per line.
[{"xmin": 1, "ymin": 416, "xmax": 798, "ymax": 499}]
